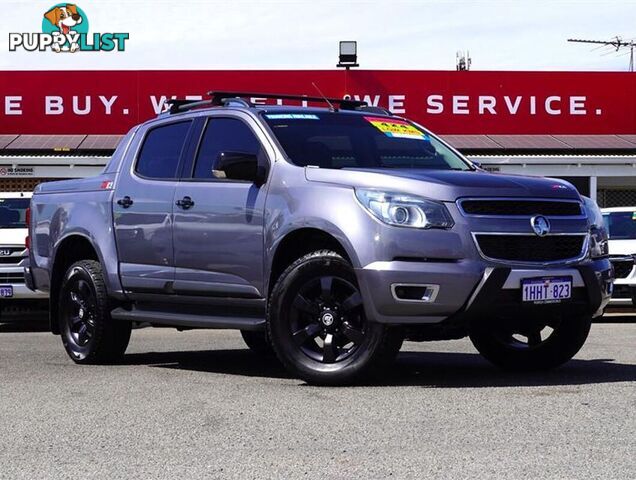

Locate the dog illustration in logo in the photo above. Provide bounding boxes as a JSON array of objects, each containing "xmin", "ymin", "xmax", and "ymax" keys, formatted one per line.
[{"xmin": 43, "ymin": 4, "xmax": 83, "ymax": 52}]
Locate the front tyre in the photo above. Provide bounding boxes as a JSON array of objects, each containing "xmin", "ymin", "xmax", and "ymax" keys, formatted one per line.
[
  {"xmin": 469, "ymin": 313, "xmax": 592, "ymax": 371},
  {"xmin": 59, "ymin": 260, "xmax": 131, "ymax": 364},
  {"xmin": 268, "ymin": 250, "xmax": 397, "ymax": 385}
]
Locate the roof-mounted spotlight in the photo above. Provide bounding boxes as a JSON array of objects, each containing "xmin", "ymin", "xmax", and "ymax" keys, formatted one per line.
[{"xmin": 337, "ymin": 41, "xmax": 359, "ymax": 69}]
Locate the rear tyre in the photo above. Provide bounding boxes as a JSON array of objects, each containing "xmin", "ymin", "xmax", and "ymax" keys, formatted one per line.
[
  {"xmin": 240, "ymin": 330, "xmax": 274, "ymax": 356},
  {"xmin": 469, "ymin": 313, "xmax": 592, "ymax": 371},
  {"xmin": 58, "ymin": 260, "xmax": 131, "ymax": 364},
  {"xmin": 267, "ymin": 250, "xmax": 394, "ymax": 385}
]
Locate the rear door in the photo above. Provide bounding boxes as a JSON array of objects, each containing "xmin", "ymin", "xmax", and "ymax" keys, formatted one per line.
[
  {"xmin": 113, "ymin": 120, "xmax": 193, "ymax": 294},
  {"xmin": 172, "ymin": 114, "xmax": 271, "ymax": 298}
]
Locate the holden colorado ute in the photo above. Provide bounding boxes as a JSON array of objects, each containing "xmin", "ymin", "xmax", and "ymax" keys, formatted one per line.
[{"xmin": 25, "ymin": 92, "xmax": 613, "ymax": 385}]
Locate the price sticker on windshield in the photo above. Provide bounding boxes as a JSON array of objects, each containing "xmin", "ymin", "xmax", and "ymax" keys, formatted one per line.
[{"xmin": 364, "ymin": 116, "xmax": 427, "ymax": 140}]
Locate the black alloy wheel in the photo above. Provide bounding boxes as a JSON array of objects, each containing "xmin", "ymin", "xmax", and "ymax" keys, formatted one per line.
[
  {"xmin": 59, "ymin": 260, "xmax": 131, "ymax": 363},
  {"xmin": 290, "ymin": 274, "xmax": 368, "ymax": 364},
  {"xmin": 469, "ymin": 313, "xmax": 592, "ymax": 371},
  {"xmin": 65, "ymin": 278, "xmax": 98, "ymax": 348},
  {"xmin": 268, "ymin": 250, "xmax": 401, "ymax": 385},
  {"xmin": 493, "ymin": 318, "xmax": 561, "ymax": 351}
]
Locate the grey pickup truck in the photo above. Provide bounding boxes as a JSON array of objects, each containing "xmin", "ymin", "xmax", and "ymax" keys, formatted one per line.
[{"xmin": 26, "ymin": 92, "xmax": 613, "ymax": 385}]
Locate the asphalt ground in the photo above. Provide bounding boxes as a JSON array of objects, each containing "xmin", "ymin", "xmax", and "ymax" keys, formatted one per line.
[{"xmin": 0, "ymin": 311, "xmax": 634, "ymax": 479}]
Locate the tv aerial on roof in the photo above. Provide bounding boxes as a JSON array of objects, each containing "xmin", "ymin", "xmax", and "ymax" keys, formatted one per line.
[{"xmin": 568, "ymin": 36, "xmax": 635, "ymax": 71}]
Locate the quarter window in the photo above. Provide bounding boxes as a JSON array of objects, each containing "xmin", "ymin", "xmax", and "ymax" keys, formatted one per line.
[
  {"xmin": 136, "ymin": 121, "xmax": 191, "ymax": 179},
  {"xmin": 193, "ymin": 118, "xmax": 262, "ymax": 179}
]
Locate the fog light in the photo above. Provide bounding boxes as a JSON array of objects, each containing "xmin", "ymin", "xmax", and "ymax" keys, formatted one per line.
[{"xmin": 391, "ymin": 284, "xmax": 439, "ymax": 303}]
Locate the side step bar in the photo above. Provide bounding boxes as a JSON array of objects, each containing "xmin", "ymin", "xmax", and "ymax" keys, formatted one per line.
[{"xmin": 110, "ymin": 307, "xmax": 265, "ymax": 331}]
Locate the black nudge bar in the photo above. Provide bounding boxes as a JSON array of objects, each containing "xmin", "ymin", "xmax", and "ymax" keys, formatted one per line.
[{"xmin": 164, "ymin": 91, "xmax": 370, "ymax": 115}]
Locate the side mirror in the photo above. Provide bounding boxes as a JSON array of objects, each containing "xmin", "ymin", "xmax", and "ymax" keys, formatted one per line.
[
  {"xmin": 214, "ymin": 151, "xmax": 267, "ymax": 185},
  {"xmin": 471, "ymin": 160, "xmax": 482, "ymax": 169}
]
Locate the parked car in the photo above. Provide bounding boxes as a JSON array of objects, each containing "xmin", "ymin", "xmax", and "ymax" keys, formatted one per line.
[
  {"xmin": 601, "ymin": 206, "xmax": 636, "ymax": 306},
  {"xmin": 0, "ymin": 192, "xmax": 47, "ymax": 321},
  {"xmin": 26, "ymin": 92, "xmax": 613, "ymax": 384}
]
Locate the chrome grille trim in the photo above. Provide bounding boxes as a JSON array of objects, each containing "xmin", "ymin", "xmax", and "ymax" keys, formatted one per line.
[
  {"xmin": 471, "ymin": 232, "xmax": 589, "ymax": 266},
  {"xmin": 457, "ymin": 197, "xmax": 585, "ymax": 219}
]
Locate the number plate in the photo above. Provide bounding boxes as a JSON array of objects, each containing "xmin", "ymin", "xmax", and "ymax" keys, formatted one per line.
[
  {"xmin": 521, "ymin": 276, "xmax": 572, "ymax": 304},
  {"xmin": 0, "ymin": 285, "xmax": 13, "ymax": 298}
]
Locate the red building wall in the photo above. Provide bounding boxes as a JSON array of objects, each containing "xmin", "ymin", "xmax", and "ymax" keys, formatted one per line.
[{"xmin": 1, "ymin": 70, "xmax": 635, "ymax": 135}]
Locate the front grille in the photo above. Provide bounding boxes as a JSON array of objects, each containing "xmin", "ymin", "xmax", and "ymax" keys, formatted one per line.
[
  {"xmin": 0, "ymin": 247, "xmax": 26, "ymax": 265},
  {"xmin": 610, "ymin": 256, "xmax": 634, "ymax": 279},
  {"xmin": 612, "ymin": 284, "xmax": 632, "ymax": 299},
  {"xmin": 0, "ymin": 272, "xmax": 25, "ymax": 284},
  {"xmin": 475, "ymin": 234, "xmax": 586, "ymax": 262},
  {"xmin": 461, "ymin": 199, "xmax": 582, "ymax": 216},
  {"xmin": 0, "ymin": 255, "xmax": 25, "ymax": 265}
]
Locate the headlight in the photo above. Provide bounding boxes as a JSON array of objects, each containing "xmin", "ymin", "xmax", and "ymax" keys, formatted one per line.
[
  {"xmin": 589, "ymin": 225, "xmax": 609, "ymax": 259},
  {"xmin": 355, "ymin": 189, "xmax": 454, "ymax": 229}
]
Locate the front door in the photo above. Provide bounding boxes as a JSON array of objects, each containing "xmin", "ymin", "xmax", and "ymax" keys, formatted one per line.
[
  {"xmin": 172, "ymin": 115, "xmax": 270, "ymax": 298},
  {"xmin": 113, "ymin": 120, "xmax": 192, "ymax": 294}
]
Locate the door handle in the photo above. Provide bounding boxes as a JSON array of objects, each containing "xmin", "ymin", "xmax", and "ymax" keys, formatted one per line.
[
  {"xmin": 117, "ymin": 196, "xmax": 133, "ymax": 208},
  {"xmin": 175, "ymin": 196, "xmax": 194, "ymax": 209}
]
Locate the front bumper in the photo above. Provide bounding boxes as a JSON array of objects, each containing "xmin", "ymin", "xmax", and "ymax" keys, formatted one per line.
[
  {"xmin": 608, "ymin": 260, "xmax": 636, "ymax": 305},
  {"xmin": 0, "ymin": 264, "xmax": 48, "ymax": 321},
  {"xmin": 2, "ymin": 283, "xmax": 48, "ymax": 300},
  {"xmin": 356, "ymin": 258, "xmax": 613, "ymax": 325},
  {"xmin": 0, "ymin": 265, "xmax": 47, "ymax": 300}
]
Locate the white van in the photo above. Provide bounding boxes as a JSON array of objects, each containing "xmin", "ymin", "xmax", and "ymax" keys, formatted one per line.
[
  {"xmin": 0, "ymin": 192, "xmax": 47, "ymax": 319},
  {"xmin": 602, "ymin": 207, "xmax": 636, "ymax": 306}
]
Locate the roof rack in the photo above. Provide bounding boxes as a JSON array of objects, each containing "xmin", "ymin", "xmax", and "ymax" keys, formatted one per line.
[
  {"xmin": 165, "ymin": 99, "xmax": 214, "ymax": 115},
  {"xmin": 208, "ymin": 91, "xmax": 367, "ymax": 111},
  {"xmin": 163, "ymin": 91, "xmax": 385, "ymax": 116},
  {"xmin": 356, "ymin": 105, "xmax": 392, "ymax": 115}
]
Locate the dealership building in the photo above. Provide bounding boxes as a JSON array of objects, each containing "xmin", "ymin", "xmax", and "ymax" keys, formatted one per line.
[{"xmin": 1, "ymin": 70, "xmax": 635, "ymax": 206}]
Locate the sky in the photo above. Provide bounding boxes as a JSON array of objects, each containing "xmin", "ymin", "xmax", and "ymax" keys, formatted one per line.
[{"xmin": 1, "ymin": 0, "xmax": 635, "ymax": 71}]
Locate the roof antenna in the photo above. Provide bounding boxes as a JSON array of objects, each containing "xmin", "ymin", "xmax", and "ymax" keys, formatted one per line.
[{"xmin": 312, "ymin": 82, "xmax": 335, "ymax": 111}]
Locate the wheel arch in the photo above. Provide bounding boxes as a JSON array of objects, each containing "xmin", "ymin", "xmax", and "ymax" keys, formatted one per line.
[
  {"xmin": 266, "ymin": 227, "xmax": 356, "ymax": 297},
  {"xmin": 49, "ymin": 234, "xmax": 100, "ymax": 334}
]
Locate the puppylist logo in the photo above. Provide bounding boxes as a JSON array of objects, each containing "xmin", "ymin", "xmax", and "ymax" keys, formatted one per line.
[{"xmin": 9, "ymin": 4, "xmax": 129, "ymax": 53}]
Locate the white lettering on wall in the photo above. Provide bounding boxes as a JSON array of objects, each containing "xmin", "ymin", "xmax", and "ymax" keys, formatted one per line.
[
  {"xmin": 478, "ymin": 96, "xmax": 496, "ymax": 114},
  {"xmin": 150, "ymin": 96, "xmax": 167, "ymax": 114},
  {"xmin": 0, "ymin": 92, "xmax": 599, "ymax": 121},
  {"xmin": 530, "ymin": 96, "xmax": 537, "ymax": 115},
  {"xmin": 427, "ymin": 95, "xmax": 444, "ymax": 114},
  {"xmin": 98, "ymin": 96, "xmax": 118, "ymax": 115},
  {"xmin": 353, "ymin": 95, "xmax": 381, "ymax": 107},
  {"xmin": 388, "ymin": 95, "xmax": 405, "ymax": 114},
  {"xmin": 73, "ymin": 96, "xmax": 91, "ymax": 115},
  {"xmin": 452, "ymin": 95, "xmax": 469, "ymax": 114},
  {"xmin": 570, "ymin": 96, "xmax": 587, "ymax": 115},
  {"xmin": 5, "ymin": 96, "xmax": 22, "ymax": 115},
  {"xmin": 45, "ymin": 96, "xmax": 64, "ymax": 115},
  {"xmin": 503, "ymin": 96, "xmax": 522, "ymax": 114},
  {"xmin": 545, "ymin": 96, "xmax": 561, "ymax": 115}
]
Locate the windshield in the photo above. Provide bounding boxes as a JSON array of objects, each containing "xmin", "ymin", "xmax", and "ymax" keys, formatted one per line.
[
  {"xmin": 603, "ymin": 211, "xmax": 636, "ymax": 240},
  {"xmin": 262, "ymin": 112, "xmax": 471, "ymax": 171},
  {"xmin": 0, "ymin": 198, "xmax": 29, "ymax": 229}
]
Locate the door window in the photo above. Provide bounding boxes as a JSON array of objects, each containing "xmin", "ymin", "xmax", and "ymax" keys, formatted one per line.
[
  {"xmin": 193, "ymin": 118, "xmax": 262, "ymax": 180},
  {"xmin": 135, "ymin": 121, "xmax": 191, "ymax": 179}
]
